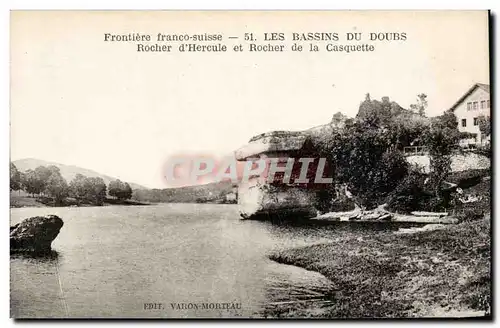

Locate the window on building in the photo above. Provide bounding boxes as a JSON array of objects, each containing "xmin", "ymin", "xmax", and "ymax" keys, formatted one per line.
[
  {"xmin": 474, "ymin": 117, "xmax": 479, "ymax": 126},
  {"xmin": 467, "ymin": 102, "xmax": 472, "ymax": 110},
  {"xmin": 473, "ymin": 101, "xmax": 478, "ymax": 110},
  {"xmin": 487, "ymin": 100, "xmax": 490, "ymax": 108},
  {"xmin": 481, "ymin": 100, "xmax": 486, "ymax": 109},
  {"xmin": 462, "ymin": 119, "xmax": 467, "ymax": 127}
]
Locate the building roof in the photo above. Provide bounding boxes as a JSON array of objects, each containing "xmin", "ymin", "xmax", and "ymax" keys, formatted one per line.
[{"xmin": 449, "ymin": 83, "xmax": 490, "ymax": 112}]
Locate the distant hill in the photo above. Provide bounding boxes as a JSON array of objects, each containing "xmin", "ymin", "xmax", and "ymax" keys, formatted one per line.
[
  {"xmin": 12, "ymin": 158, "xmax": 148, "ymax": 190},
  {"xmin": 132, "ymin": 180, "xmax": 238, "ymax": 204}
]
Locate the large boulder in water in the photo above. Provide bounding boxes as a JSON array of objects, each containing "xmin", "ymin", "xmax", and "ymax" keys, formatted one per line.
[{"xmin": 10, "ymin": 215, "xmax": 63, "ymax": 253}]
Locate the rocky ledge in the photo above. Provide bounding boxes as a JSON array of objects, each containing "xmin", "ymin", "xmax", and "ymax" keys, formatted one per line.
[{"xmin": 10, "ymin": 215, "xmax": 64, "ymax": 253}]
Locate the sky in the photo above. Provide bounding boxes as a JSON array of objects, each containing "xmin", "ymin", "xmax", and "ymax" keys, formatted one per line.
[{"xmin": 10, "ymin": 11, "xmax": 490, "ymax": 188}]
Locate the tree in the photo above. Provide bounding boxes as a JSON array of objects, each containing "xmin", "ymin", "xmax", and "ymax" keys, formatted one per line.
[
  {"xmin": 356, "ymin": 95, "xmax": 407, "ymax": 128},
  {"xmin": 21, "ymin": 169, "xmax": 44, "ymax": 196},
  {"xmin": 423, "ymin": 111, "xmax": 460, "ymax": 200},
  {"xmin": 83, "ymin": 177, "xmax": 107, "ymax": 205},
  {"xmin": 45, "ymin": 170, "xmax": 69, "ymax": 205},
  {"xmin": 313, "ymin": 93, "xmax": 455, "ymax": 211},
  {"xmin": 119, "ymin": 182, "xmax": 133, "ymax": 200},
  {"xmin": 339, "ymin": 124, "xmax": 408, "ymax": 209},
  {"xmin": 109, "ymin": 179, "xmax": 133, "ymax": 200},
  {"xmin": 317, "ymin": 118, "xmax": 409, "ymax": 210},
  {"xmin": 356, "ymin": 97, "xmax": 391, "ymax": 127},
  {"xmin": 356, "ymin": 94, "xmax": 431, "ymax": 149},
  {"xmin": 108, "ymin": 179, "xmax": 124, "ymax": 199},
  {"xmin": 69, "ymin": 174, "xmax": 107, "ymax": 205},
  {"xmin": 386, "ymin": 111, "xmax": 430, "ymax": 149},
  {"xmin": 409, "ymin": 93, "xmax": 428, "ymax": 117},
  {"xmin": 478, "ymin": 115, "xmax": 491, "ymax": 141},
  {"xmin": 10, "ymin": 163, "xmax": 21, "ymax": 191},
  {"xmin": 331, "ymin": 112, "xmax": 349, "ymax": 129},
  {"xmin": 69, "ymin": 174, "xmax": 87, "ymax": 199},
  {"xmin": 34, "ymin": 166, "xmax": 53, "ymax": 195}
]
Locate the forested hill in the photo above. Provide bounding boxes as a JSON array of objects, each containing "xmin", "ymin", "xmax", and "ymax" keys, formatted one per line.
[
  {"xmin": 13, "ymin": 158, "xmax": 147, "ymax": 190},
  {"xmin": 13, "ymin": 158, "xmax": 237, "ymax": 204},
  {"xmin": 132, "ymin": 180, "xmax": 238, "ymax": 204}
]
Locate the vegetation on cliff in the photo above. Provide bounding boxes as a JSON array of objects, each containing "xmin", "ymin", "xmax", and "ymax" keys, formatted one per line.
[
  {"xmin": 311, "ymin": 94, "xmax": 465, "ymax": 214},
  {"xmin": 267, "ymin": 93, "xmax": 491, "ymax": 317}
]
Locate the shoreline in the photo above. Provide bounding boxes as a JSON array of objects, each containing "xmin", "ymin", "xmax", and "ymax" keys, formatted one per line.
[
  {"xmin": 268, "ymin": 218, "xmax": 490, "ymax": 318},
  {"xmin": 9, "ymin": 194, "xmax": 150, "ymax": 208},
  {"xmin": 9, "ymin": 201, "xmax": 151, "ymax": 209},
  {"xmin": 9, "ymin": 201, "xmax": 240, "ymax": 209}
]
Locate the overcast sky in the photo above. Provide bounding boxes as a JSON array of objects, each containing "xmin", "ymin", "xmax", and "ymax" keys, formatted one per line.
[{"xmin": 10, "ymin": 11, "xmax": 489, "ymax": 188}]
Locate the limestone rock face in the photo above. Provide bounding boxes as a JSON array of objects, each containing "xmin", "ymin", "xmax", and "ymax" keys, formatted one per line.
[
  {"xmin": 235, "ymin": 130, "xmax": 322, "ymax": 220},
  {"xmin": 10, "ymin": 215, "xmax": 64, "ymax": 253}
]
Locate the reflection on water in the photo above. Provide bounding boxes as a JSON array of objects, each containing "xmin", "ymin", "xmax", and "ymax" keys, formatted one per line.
[
  {"xmin": 10, "ymin": 250, "xmax": 69, "ymax": 318},
  {"xmin": 10, "ymin": 204, "xmax": 423, "ymax": 318},
  {"xmin": 11, "ymin": 250, "xmax": 60, "ymax": 261}
]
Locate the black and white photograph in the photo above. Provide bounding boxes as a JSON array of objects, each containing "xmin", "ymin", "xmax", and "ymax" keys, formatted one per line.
[{"xmin": 9, "ymin": 10, "xmax": 492, "ymax": 319}]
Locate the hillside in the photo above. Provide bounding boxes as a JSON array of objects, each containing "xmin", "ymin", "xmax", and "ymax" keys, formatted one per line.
[
  {"xmin": 132, "ymin": 180, "xmax": 237, "ymax": 204},
  {"xmin": 13, "ymin": 158, "xmax": 148, "ymax": 190}
]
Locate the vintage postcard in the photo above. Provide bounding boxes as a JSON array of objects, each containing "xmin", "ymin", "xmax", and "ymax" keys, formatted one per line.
[{"xmin": 10, "ymin": 11, "xmax": 491, "ymax": 319}]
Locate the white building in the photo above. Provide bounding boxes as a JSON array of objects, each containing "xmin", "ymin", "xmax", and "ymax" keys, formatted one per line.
[{"xmin": 449, "ymin": 83, "xmax": 490, "ymax": 146}]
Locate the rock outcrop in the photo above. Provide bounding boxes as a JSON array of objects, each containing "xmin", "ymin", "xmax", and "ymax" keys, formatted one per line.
[
  {"xmin": 235, "ymin": 130, "xmax": 320, "ymax": 220},
  {"xmin": 10, "ymin": 215, "xmax": 64, "ymax": 253}
]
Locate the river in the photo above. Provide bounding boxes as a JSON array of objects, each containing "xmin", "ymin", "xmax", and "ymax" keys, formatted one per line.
[{"xmin": 10, "ymin": 203, "xmax": 417, "ymax": 318}]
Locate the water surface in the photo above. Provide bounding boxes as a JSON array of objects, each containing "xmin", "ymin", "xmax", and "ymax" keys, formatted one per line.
[{"xmin": 10, "ymin": 203, "xmax": 415, "ymax": 318}]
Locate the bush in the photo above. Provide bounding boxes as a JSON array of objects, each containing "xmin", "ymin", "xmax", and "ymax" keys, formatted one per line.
[
  {"xmin": 476, "ymin": 143, "xmax": 491, "ymax": 158},
  {"xmin": 454, "ymin": 207, "xmax": 487, "ymax": 223},
  {"xmin": 417, "ymin": 196, "xmax": 448, "ymax": 212},
  {"xmin": 330, "ymin": 199, "xmax": 356, "ymax": 212},
  {"xmin": 447, "ymin": 169, "xmax": 490, "ymax": 188},
  {"xmin": 328, "ymin": 125, "xmax": 409, "ymax": 210},
  {"xmin": 385, "ymin": 167, "xmax": 463, "ymax": 213},
  {"xmin": 313, "ymin": 185, "xmax": 344, "ymax": 214},
  {"xmin": 423, "ymin": 112, "xmax": 460, "ymax": 198},
  {"xmin": 386, "ymin": 170, "xmax": 428, "ymax": 213}
]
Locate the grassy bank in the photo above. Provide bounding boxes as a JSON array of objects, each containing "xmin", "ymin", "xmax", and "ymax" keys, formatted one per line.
[
  {"xmin": 269, "ymin": 218, "xmax": 490, "ymax": 318},
  {"xmin": 10, "ymin": 193, "xmax": 48, "ymax": 208},
  {"xmin": 10, "ymin": 193, "xmax": 149, "ymax": 208}
]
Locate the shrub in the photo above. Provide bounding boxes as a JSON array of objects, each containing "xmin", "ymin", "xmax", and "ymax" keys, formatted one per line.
[
  {"xmin": 447, "ymin": 169, "xmax": 490, "ymax": 189},
  {"xmin": 453, "ymin": 207, "xmax": 487, "ymax": 223},
  {"xmin": 314, "ymin": 187, "xmax": 336, "ymax": 214},
  {"xmin": 423, "ymin": 111, "xmax": 460, "ymax": 198},
  {"xmin": 418, "ymin": 196, "xmax": 448, "ymax": 212},
  {"xmin": 330, "ymin": 198, "xmax": 356, "ymax": 212},
  {"xmin": 386, "ymin": 170, "xmax": 428, "ymax": 213},
  {"xmin": 326, "ymin": 123, "xmax": 409, "ymax": 210},
  {"xmin": 476, "ymin": 143, "xmax": 491, "ymax": 158}
]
